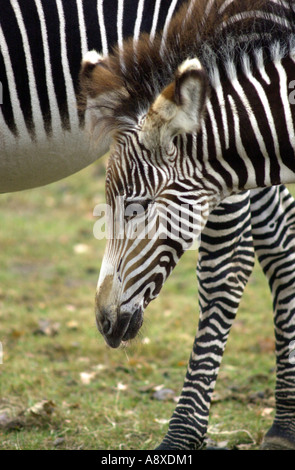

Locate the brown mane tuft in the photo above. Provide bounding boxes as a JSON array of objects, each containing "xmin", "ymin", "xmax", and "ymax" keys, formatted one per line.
[{"xmin": 79, "ymin": 0, "xmax": 295, "ymax": 132}]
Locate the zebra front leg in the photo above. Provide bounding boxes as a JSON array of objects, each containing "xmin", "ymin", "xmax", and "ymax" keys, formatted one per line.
[
  {"xmin": 250, "ymin": 186, "xmax": 295, "ymax": 450},
  {"xmin": 156, "ymin": 192, "xmax": 255, "ymax": 449}
]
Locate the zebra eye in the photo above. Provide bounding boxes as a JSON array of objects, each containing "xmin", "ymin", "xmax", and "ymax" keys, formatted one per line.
[{"xmin": 124, "ymin": 198, "xmax": 153, "ymax": 220}]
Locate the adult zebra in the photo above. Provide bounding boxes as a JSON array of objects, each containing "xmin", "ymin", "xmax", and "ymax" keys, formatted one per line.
[
  {"xmin": 80, "ymin": 0, "xmax": 295, "ymax": 450},
  {"xmin": 1, "ymin": 0, "xmax": 295, "ymax": 449},
  {"xmin": 0, "ymin": 0, "xmax": 184, "ymax": 191}
]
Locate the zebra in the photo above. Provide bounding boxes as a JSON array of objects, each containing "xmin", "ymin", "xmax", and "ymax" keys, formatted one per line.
[
  {"xmin": 80, "ymin": 0, "xmax": 295, "ymax": 450},
  {"xmin": 0, "ymin": 0, "xmax": 185, "ymax": 192},
  {"xmin": 1, "ymin": 0, "xmax": 295, "ymax": 450}
]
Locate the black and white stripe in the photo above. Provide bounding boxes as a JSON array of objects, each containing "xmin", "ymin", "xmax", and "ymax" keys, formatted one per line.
[
  {"xmin": 0, "ymin": 0, "xmax": 184, "ymax": 192},
  {"xmin": 0, "ymin": 0, "xmax": 182, "ymax": 141}
]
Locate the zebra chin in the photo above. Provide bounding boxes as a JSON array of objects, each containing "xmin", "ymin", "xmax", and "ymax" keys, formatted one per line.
[{"xmin": 95, "ymin": 305, "xmax": 144, "ymax": 349}]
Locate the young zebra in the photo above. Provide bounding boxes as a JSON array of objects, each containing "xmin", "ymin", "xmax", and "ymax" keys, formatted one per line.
[{"xmin": 80, "ymin": 0, "xmax": 295, "ymax": 450}]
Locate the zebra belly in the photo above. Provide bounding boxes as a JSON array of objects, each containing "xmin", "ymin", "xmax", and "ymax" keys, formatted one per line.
[{"xmin": 0, "ymin": 129, "xmax": 100, "ymax": 193}]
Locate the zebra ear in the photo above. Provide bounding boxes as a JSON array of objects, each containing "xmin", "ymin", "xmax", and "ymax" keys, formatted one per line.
[
  {"xmin": 140, "ymin": 58, "xmax": 209, "ymax": 151},
  {"xmin": 79, "ymin": 51, "xmax": 126, "ymax": 157}
]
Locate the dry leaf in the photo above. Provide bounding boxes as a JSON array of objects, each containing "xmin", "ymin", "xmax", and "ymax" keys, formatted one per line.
[
  {"xmin": 116, "ymin": 382, "xmax": 127, "ymax": 391},
  {"xmin": 26, "ymin": 400, "xmax": 56, "ymax": 417},
  {"xmin": 53, "ymin": 437, "xmax": 65, "ymax": 447},
  {"xmin": 154, "ymin": 418, "xmax": 170, "ymax": 425},
  {"xmin": 73, "ymin": 244, "xmax": 89, "ymax": 254},
  {"xmin": 66, "ymin": 320, "xmax": 79, "ymax": 330},
  {"xmin": 33, "ymin": 319, "xmax": 60, "ymax": 337},
  {"xmin": 10, "ymin": 329, "xmax": 25, "ymax": 339},
  {"xmin": 66, "ymin": 304, "xmax": 76, "ymax": 312},
  {"xmin": 80, "ymin": 372, "xmax": 97, "ymax": 385},
  {"xmin": 141, "ymin": 337, "xmax": 150, "ymax": 345},
  {"xmin": 177, "ymin": 360, "xmax": 187, "ymax": 367},
  {"xmin": 152, "ymin": 388, "xmax": 175, "ymax": 401},
  {"xmin": 261, "ymin": 407, "xmax": 274, "ymax": 417},
  {"xmin": 93, "ymin": 364, "xmax": 107, "ymax": 372}
]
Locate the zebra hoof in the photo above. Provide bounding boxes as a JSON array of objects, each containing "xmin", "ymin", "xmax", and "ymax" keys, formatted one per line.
[
  {"xmin": 154, "ymin": 444, "xmax": 172, "ymax": 450},
  {"xmin": 261, "ymin": 424, "xmax": 295, "ymax": 450},
  {"xmin": 155, "ymin": 443, "xmax": 197, "ymax": 450},
  {"xmin": 155, "ymin": 440, "xmax": 201, "ymax": 450},
  {"xmin": 260, "ymin": 436, "xmax": 295, "ymax": 450}
]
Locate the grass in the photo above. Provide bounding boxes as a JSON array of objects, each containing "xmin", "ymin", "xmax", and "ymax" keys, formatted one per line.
[{"xmin": 0, "ymin": 159, "xmax": 290, "ymax": 450}]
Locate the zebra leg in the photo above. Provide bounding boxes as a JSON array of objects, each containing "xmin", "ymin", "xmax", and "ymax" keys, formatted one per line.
[
  {"xmin": 156, "ymin": 192, "xmax": 255, "ymax": 450},
  {"xmin": 249, "ymin": 186, "xmax": 295, "ymax": 450}
]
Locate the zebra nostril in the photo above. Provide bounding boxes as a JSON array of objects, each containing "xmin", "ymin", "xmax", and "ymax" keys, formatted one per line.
[{"xmin": 102, "ymin": 318, "xmax": 112, "ymax": 335}]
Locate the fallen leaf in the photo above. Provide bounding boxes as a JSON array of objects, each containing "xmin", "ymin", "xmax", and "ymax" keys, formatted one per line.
[
  {"xmin": 26, "ymin": 400, "xmax": 56, "ymax": 417},
  {"xmin": 154, "ymin": 418, "xmax": 170, "ymax": 425},
  {"xmin": 66, "ymin": 304, "xmax": 76, "ymax": 312},
  {"xmin": 153, "ymin": 384, "xmax": 164, "ymax": 391},
  {"xmin": 53, "ymin": 437, "xmax": 65, "ymax": 447},
  {"xmin": 141, "ymin": 337, "xmax": 150, "ymax": 345},
  {"xmin": 163, "ymin": 310, "xmax": 172, "ymax": 317},
  {"xmin": 33, "ymin": 319, "xmax": 60, "ymax": 337},
  {"xmin": 177, "ymin": 360, "xmax": 187, "ymax": 367},
  {"xmin": 73, "ymin": 244, "xmax": 90, "ymax": 254},
  {"xmin": 80, "ymin": 371, "xmax": 97, "ymax": 385},
  {"xmin": 116, "ymin": 382, "xmax": 127, "ymax": 391},
  {"xmin": 66, "ymin": 320, "xmax": 79, "ymax": 330},
  {"xmin": 261, "ymin": 407, "xmax": 274, "ymax": 417},
  {"xmin": 152, "ymin": 388, "xmax": 175, "ymax": 401},
  {"xmin": 10, "ymin": 329, "xmax": 25, "ymax": 339},
  {"xmin": 216, "ymin": 440, "xmax": 229, "ymax": 449},
  {"xmin": 93, "ymin": 364, "xmax": 107, "ymax": 372},
  {"xmin": 139, "ymin": 383, "xmax": 157, "ymax": 393}
]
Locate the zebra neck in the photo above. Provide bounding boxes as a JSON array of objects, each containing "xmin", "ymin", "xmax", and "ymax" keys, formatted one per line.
[{"xmin": 198, "ymin": 53, "xmax": 295, "ymax": 196}]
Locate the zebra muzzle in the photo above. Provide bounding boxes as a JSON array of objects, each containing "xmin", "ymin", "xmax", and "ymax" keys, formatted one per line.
[{"xmin": 96, "ymin": 307, "xmax": 143, "ymax": 348}]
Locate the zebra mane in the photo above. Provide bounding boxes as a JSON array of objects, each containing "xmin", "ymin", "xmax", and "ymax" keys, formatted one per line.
[{"xmin": 80, "ymin": 0, "xmax": 295, "ymax": 137}]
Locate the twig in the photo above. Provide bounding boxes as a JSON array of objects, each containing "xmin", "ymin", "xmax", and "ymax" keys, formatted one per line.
[{"xmin": 207, "ymin": 426, "xmax": 255, "ymax": 444}]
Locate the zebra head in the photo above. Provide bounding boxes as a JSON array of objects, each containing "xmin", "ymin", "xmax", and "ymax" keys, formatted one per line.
[{"xmin": 80, "ymin": 51, "xmax": 210, "ymax": 348}]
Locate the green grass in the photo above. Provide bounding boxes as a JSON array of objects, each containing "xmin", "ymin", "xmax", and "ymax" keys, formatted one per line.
[{"xmin": 0, "ymin": 161, "xmax": 291, "ymax": 450}]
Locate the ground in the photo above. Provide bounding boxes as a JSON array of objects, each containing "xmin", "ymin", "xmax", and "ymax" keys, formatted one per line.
[{"xmin": 0, "ymin": 159, "xmax": 286, "ymax": 450}]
